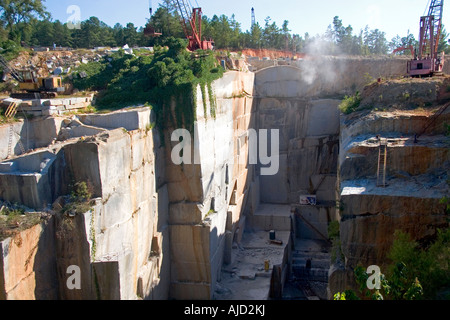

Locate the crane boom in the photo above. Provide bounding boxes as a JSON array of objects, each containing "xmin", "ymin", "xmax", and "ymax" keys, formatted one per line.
[
  {"xmin": 393, "ymin": 45, "xmax": 415, "ymax": 57},
  {"xmin": 428, "ymin": 0, "xmax": 444, "ymax": 56},
  {"xmin": 419, "ymin": 0, "xmax": 444, "ymax": 59},
  {"xmin": 0, "ymin": 54, "xmax": 23, "ymax": 82}
]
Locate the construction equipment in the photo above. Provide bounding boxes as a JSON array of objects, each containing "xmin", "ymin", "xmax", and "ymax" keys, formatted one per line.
[
  {"xmin": 416, "ymin": 101, "xmax": 450, "ymax": 139},
  {"xmin": 172, "ymin": 0, "xmax": 214, "ymax": 51},
  {"xmin": 0, "ymin": 53, "xmax": 64, "ymax": 99},
  {"xmin": 407, "ymin": 0, "xmax": 445, "ymax": 77},
  {"xmin": 393, "ymin": 45, "xmax": 415, "ymax": 57}
]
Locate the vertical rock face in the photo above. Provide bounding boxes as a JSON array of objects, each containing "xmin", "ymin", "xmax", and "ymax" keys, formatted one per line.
[
  {"xmin": 329, "ymin": 78, "xmax": 450, "ymax": 297},
  {"xmin": 340, "ymin": 193, "xmax": 448, "ymax": 268},
  {"xmin": 254, "ymin": 57, "xmax": 408, "ymax": 98},
  {"xmin": 166, "ymin": 71, "xmax": 255, "ymax": 299},
  {"xmin": 83, "ymin": 126, "xmax": 169, "ymax": 300},
  {"xmin": 3, "ymin": 58, "xmax": 450, "ymax": 301},
  {"xmin": 0, "ymin": 108, "xmax": 170, "ymax": 300},
  {"xmin": 0, "ymin": 70, "xmax": 255, "ymax": 300},
  {"xmin": 253, "ymin": 67, "xmax": 341, "ymax": 238},
  {"xmin": 0, "ymin": 221, "xmax": 58, "ymax": 300},
  {"xmin": 0, "ymin": 117, "xmax": 64, "ymax": 161}
]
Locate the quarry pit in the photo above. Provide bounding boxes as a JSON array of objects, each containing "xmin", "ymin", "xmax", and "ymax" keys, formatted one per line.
[{"xmin": 0, "ymin": 55, "xmax": 449, "ymax": 300}]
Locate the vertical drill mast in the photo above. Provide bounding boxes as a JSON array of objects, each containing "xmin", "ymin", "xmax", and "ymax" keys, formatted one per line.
[{"xmin": 408, "ymin": 0, "xmax": 445, "ymax": 76}]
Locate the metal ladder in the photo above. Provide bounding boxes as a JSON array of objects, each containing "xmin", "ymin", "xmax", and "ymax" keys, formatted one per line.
[
  {"xmin": 5, "ymin": 100, "xmax": 25, "ymax": 157},
  {"xmin": 377, "ymin": 139, "xmax": 388, "ymax": 187}
]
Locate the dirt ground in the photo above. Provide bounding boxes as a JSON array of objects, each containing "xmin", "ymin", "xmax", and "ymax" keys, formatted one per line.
[
  {"xmin": 359, "ymin": 75, "xmax": 450, "ymax": 111},
  {"xmin": 241, "ymin": 48, "xmax": 306, "ymax": 60}
]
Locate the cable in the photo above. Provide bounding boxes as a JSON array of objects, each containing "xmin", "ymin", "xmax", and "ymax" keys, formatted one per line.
[
  {"xmin": 423, "ymin": 0, "xmax": 431, "ymax": 16},
  {"xmin": 185, "ymin": 0, "xmax": 193, "ymax": 11}
]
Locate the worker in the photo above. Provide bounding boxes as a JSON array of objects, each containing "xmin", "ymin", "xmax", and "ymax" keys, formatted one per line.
[{"xmin": 306, "ymin": 259, "xmax": 312, "ymax": 272}]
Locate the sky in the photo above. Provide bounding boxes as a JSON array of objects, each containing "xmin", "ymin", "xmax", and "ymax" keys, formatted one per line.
[{"xmin": 44, "ymin": 0, "xmax": 450, "ymax": 42}]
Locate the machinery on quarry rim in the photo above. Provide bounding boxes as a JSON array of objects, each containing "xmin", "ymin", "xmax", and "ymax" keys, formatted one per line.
[
  {"xmin": 407, "ymin": 0, "xmax": 445, "ymax": 77},
  {"xmin": 144, "ymin": 0, "xmax": 162, "ymax": 37},
  {"xmin": 144, "ymin": 0, "xmax": 214, "ymax": 51},
  {"xmin": 0, "ymin": 53, "xmax": 64, "ymax": 99},
  {"xmin": 176, "ymin": 2, "xmax": 214, "ymax": 51}
]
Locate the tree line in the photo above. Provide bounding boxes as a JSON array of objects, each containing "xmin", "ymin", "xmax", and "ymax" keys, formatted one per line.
[{"xmin": 1, "ymin": 0, "xmax": 449, "ymax": 55}]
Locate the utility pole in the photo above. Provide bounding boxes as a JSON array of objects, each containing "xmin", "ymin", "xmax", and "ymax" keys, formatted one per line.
[{"xmin": 251, "ymin": 7, "xmax": 256, "ymax": 28}]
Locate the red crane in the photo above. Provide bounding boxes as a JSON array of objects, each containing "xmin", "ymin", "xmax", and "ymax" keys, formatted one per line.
[
  {"xmin": 408, "ymin": 0, "xmax": 445, "ymax": 77},
  {"xmin": 173, "ymin": 0, "xmax": 214, "ymax": 51}
]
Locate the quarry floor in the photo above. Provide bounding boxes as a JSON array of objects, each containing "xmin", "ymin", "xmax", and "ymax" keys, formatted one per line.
[
  {"xmin": 282, "ymin": 239, "xmax": 330, "ymax": 301},
  {"xmin": 215, "ymin": 230, "xmax": 291, "ymax": 300},
  {"xmin": 214, "ymin": 232, "xmax": 331, "ymax": 300}
]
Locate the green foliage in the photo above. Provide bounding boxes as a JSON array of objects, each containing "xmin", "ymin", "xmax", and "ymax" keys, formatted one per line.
[
  {"xmin": 336, "ymin": 224, "xmax": 450, "ymax": 301},
  {"xmin": 387, "ymin": 229, "xmax": 450, "ymax": 299},
  {"xmin": 438, "ymin": 26, "xmax": 450, "ymax": 55},
  {"xmin": 441, "ymin": 196, "xmax": 450, "ymax": 214},
  {"xmin": 72, "ymin": 37, "xmax": 224, "ymax": 133},
  {"xmin": 384, "ymin": 262, "xmax": 424, "ymax": 300},
  {"xmin": 333, "ymin": 290, "xmax": 360, "ymax": 300},
  {"xmin": 335, "ymin": 263, "xmax": 423, "ymax": 301},
  {"xmin": 0, "ymin": 39, "xmax": 22, "ymax": 61},
  {"xmin": 339, "ymin": 91, "xmax": 361, "ymax": 114},
  {"xmin": 363, "ymin": 72, "xmax": 375, "ymax": 86},
  {"xmin": 61, "ymin": 181, "xmax": 93, "ymax": 216},
  {"xmin": 328, "ymin": 221, "xmax": 340, "ymax": 240},
  {"xmin": 55, "ymin": 182, "xmax": 93, "ymax": 240},
  {"xmin": 0, "ymin": 205, "xmax": 41, "ymax": 241},
  {"xmin": 328, "ymin": 220, "xmax": 344, "ymax": 264},
  {"xmin": 73, "ymin": 50, "xmax": 154, "ymax": 108},
  {"xmin": 71, "ymin": 181, "xmax": 92, "ymax": 202},
  {"xmin": 148, "ymin": 40, "xmax": 223, "ymax": 131},
  {"xmin": 389, "ymin": 30, "xmax": 418, "ymax": 55},
  {"xmin": 0, "ymin": 0, "xmax": 49, "ymax": 42},
  {"xmin": 72, "ymin": 61, "xmax": 107, "ymax": 90},
  {"xmin": 3, "ymin": 206, "xmax": 25, "ymax": 222},
  {"xmin": 0, "ymin": 3, "xmax": 424, "ymax": 57}
]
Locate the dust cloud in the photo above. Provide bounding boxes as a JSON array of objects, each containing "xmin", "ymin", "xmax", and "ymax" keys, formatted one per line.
[{"xmin": 299, "ymin": 38, "xmax": 348, "ymax": 87}]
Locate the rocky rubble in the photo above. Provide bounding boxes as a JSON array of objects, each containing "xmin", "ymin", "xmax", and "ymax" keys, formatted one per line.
[
  {"xmin": 2, "ymin": 50, "xmax": 106, "ymax": 80},
  {"xmin": 1, "ymin": 46, "xmax": 153, "ymax": 92}
]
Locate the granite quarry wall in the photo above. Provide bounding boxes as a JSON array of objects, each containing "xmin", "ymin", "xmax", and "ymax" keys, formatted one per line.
[
  {"xmin": 328, "ymin": 81, "xmax": 450, "ymax": 298},
  {"xmin": 0, "ymin": 70, "xmax": 255, "ymax": 300},
  {"xmin": 250, "ymin": 66, "xmax": 341, "ymax": 241},
  {"xmin": 0, "ymin": 107, "xmax": 170, "ymax": 300},
  {"xmin": 165, "ymin": 71, "xmax": 255, "ymax": 299},
  {"xmin": 2, "ymin": 55, "xmax": 446, "ymax": 300}
]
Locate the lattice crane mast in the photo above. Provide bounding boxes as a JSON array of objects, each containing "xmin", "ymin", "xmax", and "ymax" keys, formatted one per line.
[
  {"xmin": 172, "ymin": 0, "xmax": 214, "ymax": 51},
  {"xmin": 408, "ymin": 0, "xmax": 445, "ymax": 76}
]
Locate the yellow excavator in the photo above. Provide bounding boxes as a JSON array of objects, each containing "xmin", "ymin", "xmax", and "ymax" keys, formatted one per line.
[{"xmin": 0, "ymin": 53, "xmax": 64, "ymax": 99}]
